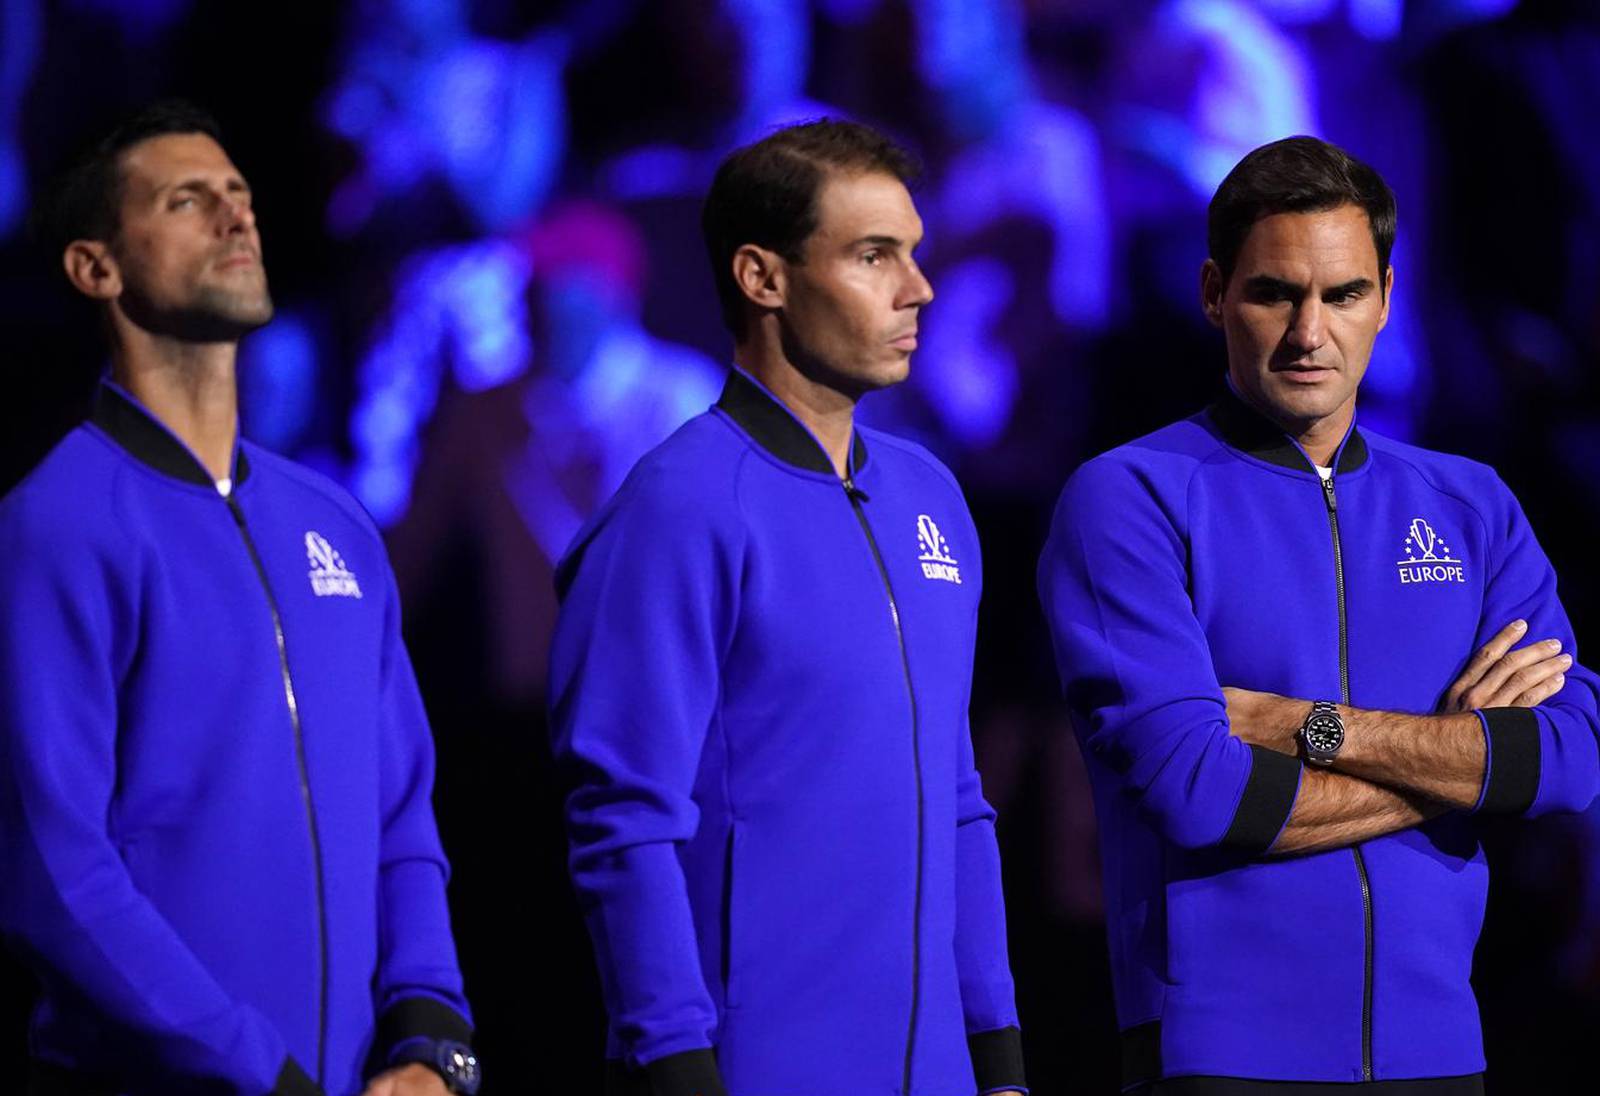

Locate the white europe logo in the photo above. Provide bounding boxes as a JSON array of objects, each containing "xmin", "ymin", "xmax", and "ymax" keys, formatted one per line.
[
  {"xmin": 916, "ymin": 514, "xmax": 961, "ymax": 584},
  {"xmin": 1397, "ymin": 517, "xmax": 1465, "ymax": 585},
  {"xmin": 305, "ymin": 531, "xmax": 363, "ymax": 598}
]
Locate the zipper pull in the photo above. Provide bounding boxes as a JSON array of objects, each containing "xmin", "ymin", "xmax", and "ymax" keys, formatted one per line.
[
  {"xmin": 1321, "ymin": 475, "xmax": 1337, "ymax": 511},
  {"xmin": 842, "ymin": 477, "xmax": 868, "ymax": 502}
]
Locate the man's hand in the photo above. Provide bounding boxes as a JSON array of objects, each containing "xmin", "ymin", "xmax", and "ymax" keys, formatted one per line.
[
  {"xmin": 1440, "ymin": 618, "xmax": 1570, "ymax": 713},
  {"xmin": 360, "ymin": 1063, "xmax": 450, "ymax": 1096}
]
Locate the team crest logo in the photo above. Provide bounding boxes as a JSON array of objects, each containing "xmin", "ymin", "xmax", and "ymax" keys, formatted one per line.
[
  {"xmin": 916, "ymin": 514, "xmax": 962, "ymax": 584},
  {"xmin": 1397, "ymin": 517, "xmax": 1464, "ymax": 585},
  {"xmin": 306, "ymin": 531, "xmax": 363, "ymax": 598}
]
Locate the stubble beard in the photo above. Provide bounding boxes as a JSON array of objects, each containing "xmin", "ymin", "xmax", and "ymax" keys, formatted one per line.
[
  {"xmin": 121, "ymin": 275, "xmax": 275, "ymax": 344},
  {"xmin": 779, "ymin": 326, "xmax": 907, "ymax": 402},
  {"xmin": 190, "ymin": 278, "xmax": 275, "ymax": 340},
  {"xmin": 1248, "ymin": 369, "xmax": 1357, "ymax": 437}
]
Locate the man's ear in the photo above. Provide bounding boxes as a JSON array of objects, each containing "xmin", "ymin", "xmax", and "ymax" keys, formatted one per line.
[
  {"xmin": 732, "ymin": 244, "xmax": 786, "ymax": 313},
  {"xmin": 1377, "ymin": 263, "xmax": 1394, "ymax": 332},
  {"xmin": 1199, "ymin": 258, "xmax": 1225, "ymax": 328},
  {"xmin": 63, "ymin": 239, "xmax": 121, "ymax": 301}
]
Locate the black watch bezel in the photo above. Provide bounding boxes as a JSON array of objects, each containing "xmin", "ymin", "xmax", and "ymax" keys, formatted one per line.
[
  {"xmin": 392, "ymin": 1039, "xmax": 480, "ymax": 1095},
  {"xmin": 1299, "ymin": 700, "xmax": 1345, "ymax": 766},
  {"xmin": 433, "ymin": 1040, "xmax": 480, "ymax": 1095}
]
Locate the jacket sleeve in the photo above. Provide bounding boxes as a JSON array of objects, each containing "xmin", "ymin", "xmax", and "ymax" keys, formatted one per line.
[
  {"xmin": 954, "ymin": 719, "xmax": 1028, "ymax": 1093},
  {"xmin": 1469, "ymin": 476, "xmax": 1600, "ymax": 816},
  {"xmin": 370, "ymin": 559, "xmax": 474, "ymax": 1058},
  {"xmin": 1037, "ymin": 457, "xmax": 1302, "ymax": 856},
  {"xmin": 0, "ymin": 506, "xmax": 314, "ymax": 1095},
  {"xmin": 949, "ymin": 514, "xmax": 1027, "ymax": 1094},
  {"xmin": 547, "ymin": 467, "xmax": 741, "ymax": 1095}
]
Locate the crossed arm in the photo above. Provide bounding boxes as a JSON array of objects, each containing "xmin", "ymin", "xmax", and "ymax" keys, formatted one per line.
[
  {"xmin": 1043, "ymin": 458, "xmax": 1600, "ymax": 866},
  {"xmin": 1225, "ymin": 620, "xmax": 1571, "ymax": 855}
]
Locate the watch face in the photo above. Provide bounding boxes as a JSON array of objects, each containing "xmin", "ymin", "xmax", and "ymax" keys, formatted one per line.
[
  {"xmin": 436, "ymin": 1042, "xmax": 480, "ymax": 1094},
  {"xmin": 1304, "ymin": 713, "xmax": 1344, "ymax": 754}
]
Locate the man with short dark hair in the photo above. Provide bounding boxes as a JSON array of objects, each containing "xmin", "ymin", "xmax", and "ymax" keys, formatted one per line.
[
  {"xmin": 1039, "ymin": 135, "xmax": 1600, "ymax": 1093},
  {"xmin": 549, "ymin": 120, "xmax": 1027, "ymax": 1096},
  {"xmin": 0, "ymin": 102, "xmax": 477, "ymax": 1096}
]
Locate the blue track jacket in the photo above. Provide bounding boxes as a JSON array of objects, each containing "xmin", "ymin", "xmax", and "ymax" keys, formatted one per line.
[
  {"xmin": 0, "ymin": 384, "xmax": 471, "ymax": 1096},
  {"xmin": 549, "ymin": 370, "xmax": 1025, "ymax": 1096},
  {"xmin": 1039, "ymin": 389, "xmax": 1600, "ymax": 1091}
]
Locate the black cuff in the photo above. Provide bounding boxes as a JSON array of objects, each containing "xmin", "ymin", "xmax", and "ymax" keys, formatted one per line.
[
  {"xmin": 611, "ymin": 1048, "xmax": 726, "ymax": 1096},
  {"xmin": 272, "ymin": 1057, "xmax": 323, "ymax": 1096},
  {"xmin": 1477, "ymin": 707, "xmax": 1541, "ymax": 814},
  {"xmin": 970, "ymin": 1026, "xmax": 1027, "ymax": 1092},
  {"xmin": 1220, "ymin": 745, "xmax": 1303, "ymax": 854},
  {"xmin": 377, "ymin": 995, "xmax": 474, "ymax": 1053},
  {"xmin": 1120, "ymin": 1020, "xmax": 1161, "ymax": 1089}
]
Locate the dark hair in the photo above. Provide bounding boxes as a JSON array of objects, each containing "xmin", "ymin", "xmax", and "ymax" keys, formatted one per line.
[
  {"xmin": 32, "ymin": 99, "xmax": 224, "ymax": 262},
  {"xmin": 1208, "ymin": 136, "xmax": 1396, "ymax": 287},
  {"xmin": 701, "ymin": 119, "xmax": 921, "ymax": 339}
]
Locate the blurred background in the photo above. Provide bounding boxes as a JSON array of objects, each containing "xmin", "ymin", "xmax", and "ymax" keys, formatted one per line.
[{"xmin": 3, "ymin": 0, "xmax": 1600, "ymax": 1090}]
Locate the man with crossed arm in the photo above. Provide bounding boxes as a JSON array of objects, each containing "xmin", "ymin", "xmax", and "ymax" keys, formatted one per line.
[{"xmin": 1039, "ymin": 136, "xmax": 1599, "ymax": 1094}]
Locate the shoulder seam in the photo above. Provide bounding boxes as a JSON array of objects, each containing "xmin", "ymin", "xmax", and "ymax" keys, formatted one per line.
[
  {"xmin": 1079, "ymin": 425, "xmax": 1217, "ymax": 539},
  {"xmin": 730, "ymin": 444, "xmax": 753, "ymax": 544},
  {"xmin": 246, "ymin": 445, "xmax": 386, "ymax": 543},
  {"xmin": 1367, "ymin": 446, "xmax": 1495, "ymax": 571},
  {"xmin": 727, "ymin": 446, "xmax": 752, "ymax": 658},
  {"xmin": 858, "ymin": 426, "xmax": 964, "ymax": 500}
]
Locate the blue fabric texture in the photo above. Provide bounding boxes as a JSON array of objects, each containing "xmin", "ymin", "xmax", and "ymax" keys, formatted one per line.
[
  {"xmin": 549, "ymin": 370, "xmax": 1022, "ymax": 1095},
  {"xmin": 0, "ymin": 384, "xmax": 470, "ymax": 1096},
  {"xmin": 1038, "ymin": 390, "xmax": 1600, "ymax": 1084}
]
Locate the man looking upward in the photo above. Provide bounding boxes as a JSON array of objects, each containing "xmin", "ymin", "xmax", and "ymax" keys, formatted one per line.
[
  {"xmin": 0, "ymin": 103, "xmax": 476, "ymax": 1096},
  {"xmin": 1039, "ymin": 136, "xmax": 1598, "ymax": 1093},
  {"xmin": 549, "ymin": 120, "xmax": 1027, "ymax": 1096}
]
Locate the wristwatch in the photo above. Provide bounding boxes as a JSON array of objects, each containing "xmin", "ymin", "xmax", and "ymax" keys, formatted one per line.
[
  {"xmin": 432, "ymin": 1041, "xmax": 481, "ymax": 1095},
  {"xmin": 390, "ymin": 1038, "xmax": 481, "ymax": 1095},
  {"xmin": 1298, "ymin": 701, "xmax": 1345, "ymax": 767}
]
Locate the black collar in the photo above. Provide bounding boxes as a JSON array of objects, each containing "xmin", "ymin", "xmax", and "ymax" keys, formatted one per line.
[
  {"xmin": 1206, "ymin": 384, "xmax": 1368, "ymax": 475},
  {"xmin": 716, "ymin": 369, "xmax": 868, "ymax": 477},
  {"xmin": 90, "ymin": 382, "xmax": 251, "ymax": 488}
]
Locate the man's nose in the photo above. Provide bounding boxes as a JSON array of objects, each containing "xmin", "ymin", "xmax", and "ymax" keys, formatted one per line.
[
  {"xmin": 218, "ymin": 195, "xmax": 255, "ymax": 235},
  {"xmin": 900, "ymin": 258, "xmax": 934, "ymax": 308},
  {"xmin": 1286, "ymin": 297, "xmax": 1326, "ymax": 351}
]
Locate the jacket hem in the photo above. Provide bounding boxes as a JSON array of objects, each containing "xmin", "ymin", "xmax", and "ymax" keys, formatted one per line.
[
  {"xmin": 1122, "ymin": 1020, "xmax": 1162, "ymax": 1088},
  {"xmin": 605, "ymin": 1049, "xmax": 728, "ymax": 1096},
  {"xmin": 1127, "ymin": 1073, "xmax": 1483, "ymax": 1095},
  {"xmin": 24, "ymin": 1057, "xmax": 324, "ymax": 1096},
  {"xmin": 25, "ymin": 1060, "xmax": 118, "ymax": 1096},
  {"xmin": 273, "ymin": 1057, "xmax": 325, "ymax": 1096}
]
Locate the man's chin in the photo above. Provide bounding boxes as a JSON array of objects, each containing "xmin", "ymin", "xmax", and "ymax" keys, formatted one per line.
[
  {"xmin": 180, "ymin": 294, "xmax": 275, "ymax": 342},
  {"xmin": 799, "ymin": 355, "xmax": 909, "ymax": 400},
  {"xmin": 872, "ymin": 356, "xmax": 912, "ymax": 389},
  {"xmin": 1259, "ymin": 376, "xmax": 1351, "ymax": 422}
]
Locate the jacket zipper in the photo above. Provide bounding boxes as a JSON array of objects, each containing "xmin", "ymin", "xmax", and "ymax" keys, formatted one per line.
[
  {"xmin": 1320, "ymin": 475, "xmax": 1373, "ymax": 1082},
  {"xmin": 844, "ymin": 477, "xmax": 924, "ymax": 1096},
  {"xmin": 228, "ymin": 496, "xmax": 329, "ymax": 1086}
]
